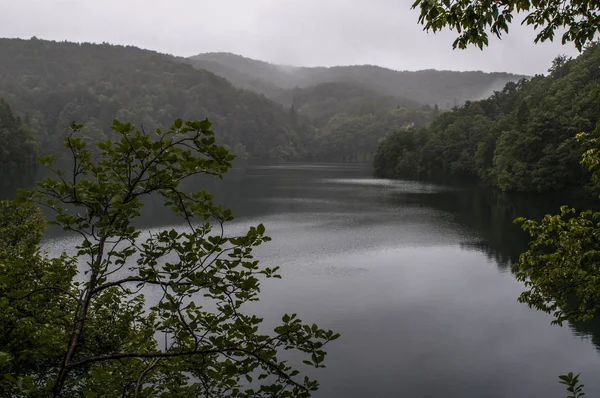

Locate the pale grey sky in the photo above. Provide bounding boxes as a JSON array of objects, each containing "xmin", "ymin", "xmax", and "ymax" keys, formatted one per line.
[{"xmin": 0, "ymin": 0, "xmax": 581, "ymax": 75}]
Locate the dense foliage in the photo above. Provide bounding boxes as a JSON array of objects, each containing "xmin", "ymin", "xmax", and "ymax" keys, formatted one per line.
[
  {"xmin": 0, "ymin": 118, "xmax": 338, "ymax": 397},
  {"xmin": 0, "ymin": 38, "xmax": 313, "ymax": 161},
  {"xmin": 0, "ymin": 99, "xmax": 37, "ymax": 171},
  {"xmin": 315, "ymin": 106, "xmax": 438, "ymax": 162},
  {"xmin": 508, "ymin": 121, "xmax": 600, "ymax": 398},
  {"xmin": 0, "ymin": 38, "xmax": 449, "ymax": 164},
  {"xmin": 513, "ymin": 125, "xmax": 600, "ymax": 326},
  {"xmin": 410, "ymin": 0, "xmax": 600, "ymax": 395},
  {"xmin": 189, "ymin": 52, "xmax": 522, "ymax": 108},
  {"xmin": 374, "ymin": 43, "xmax": 600, "ymax": 193},
  {"xmin": 413, "ymin": 0, "xmax": 600, "ymax": 50}
]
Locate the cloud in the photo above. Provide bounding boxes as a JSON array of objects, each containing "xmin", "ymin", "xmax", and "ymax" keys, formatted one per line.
[{"xmin": 0, "ymin": 0, "xmax": 581, "ymax": 74}]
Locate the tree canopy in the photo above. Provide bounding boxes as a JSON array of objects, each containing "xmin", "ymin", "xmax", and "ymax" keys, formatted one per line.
[
  {"xmin": 283, "ymin": 82, "xmax": 420, "ymax": 127},
  {"xmin": 0, "ymin": 38, "xmax": 464, "ymax": 165},
  {"xmin": 0, "ymin": 38, "xmax": 313, "ymax": 161},
  {"xmin": 512, "ymin": 123, "xmax": 600, "ymax": 326},
  {"xmin": 0, "ymin": 118, "xmax": 338, "ymax": 397},
  {"xmin": 412, "ymin": 0, "xmax": 600, "ymax": 50},
  {"xmin": 409, "ymin": 0, "xmax": 600, "ymax": 396},
  {"xmin": 374, "ymin": 42, "xmax": 600, "ymax": 193},
  {"xmin": 189, "ymin": 52, "xmax": 522, "ymax": 108},
  {"xmin": 0, "ymin": 98, "xmax": 37, "ymax": 171},
  {"xmin": 317, "ymin": 106, "xmax": 437, "ymax": 162}
]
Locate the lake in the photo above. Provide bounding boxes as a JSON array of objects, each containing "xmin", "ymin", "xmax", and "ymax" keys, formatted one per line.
[{"xmin": 41, "ymin": 162, "xmax": 600, "ymax": 397}]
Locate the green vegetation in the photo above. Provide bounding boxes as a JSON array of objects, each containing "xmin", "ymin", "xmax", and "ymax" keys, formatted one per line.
[
  {"xmin": 284, "ymin": 83, "xmax": 438, "ymax": 161},
  {"xmin": 559, "ymin": 373, "xmax": 586, "ymax": 398},
  {"xmin": 374, "ymin": 43, "xmax": 600, "ymax": 193},
  {"xmin": 283, "ymin": 82, "xmax": 420, "ymax": 127},
  {"xmin": 409, "ymin": 0, "xmax": 600, "ymax": 395},
  {"xmin": 509, "ymin": 124, "xmax": 600, "ymax": 398},
  {"xmin": 0, "ymin": 99, "xmax": 37, "ymax": 171},
  {"xmin": 0, "ymin": 38, "xmax": 459, "ymax": 165},
  {"xmin": 0, "ymin": 38, "xmax": 312, "ymax": 161},
  {"xmin": 1, "ymin": 1, "xmax": 597, "ymax": 391},
  {"xmin": 0, "ymin": 118, "xmax": 338, "ymax": 397},
  {"xmin": 189, "ymin": 52, "xmax": 523, "ymax": 108},
  {"xmin": 187, "ymin": 54, "xmax": 288, "ymax": 103},
  {"xmin": 513, "ymin": 126, "xmax": 600, "ymax": 326},
  {"xmin": 317, "ymin": 106, "xmax": 437, "ymax": 162},
  {"xmin": 412, "ymin": 0, "xmax": 600, "ymax": 50}
]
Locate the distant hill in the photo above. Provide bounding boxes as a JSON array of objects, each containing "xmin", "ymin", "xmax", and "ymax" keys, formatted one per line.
[
  {"xmin": 0, "ymin": 39, "xmax": 524, "ymax": 167},
  {"xmin": 189, "ymin": 55, "xmax": 288, "ymax": 102},
  {"xmin": 0, "ymin": 98, "xmax": 37, "ymax": 171},
  {"xmin": 279, "ymin": 82, "xmax": 421, "ymax": 127},
  {"xmin": 374, "ymin": 43, "xmax": 600, "ymax": 193},
  {"xmin": 0, "ymin": 38, "xmax": 312, "ymax": 161},
  {"xmin": 188, "ymin": 52, "xmax": 524, "ymax": 108}
]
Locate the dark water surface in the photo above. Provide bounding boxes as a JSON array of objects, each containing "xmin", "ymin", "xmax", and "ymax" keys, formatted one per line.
[{"xmin": 42, "ymin": 163, "xmax": 600, "ymax": 397}]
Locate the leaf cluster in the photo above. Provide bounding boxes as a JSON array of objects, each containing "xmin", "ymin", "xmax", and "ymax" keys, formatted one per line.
[
  {"xmin": 1, "ymin": 118, "xmax": 339, "ymax": 397},
  {"xmin": 413, "ymin": 0, "xmax": 600, "ymax": 51}
]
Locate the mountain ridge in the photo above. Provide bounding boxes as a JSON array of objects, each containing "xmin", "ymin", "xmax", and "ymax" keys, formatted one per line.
[
  {"xmin": 194, "ymin": 51, "xmax": 527, "ymax": 75},
  {"xmin": 0, "ymin": 38, "xmax": 313, "ymax": 160},
  {"xmin": 188, "ymin": 52, "xmax": 526, "ymax": 108}
]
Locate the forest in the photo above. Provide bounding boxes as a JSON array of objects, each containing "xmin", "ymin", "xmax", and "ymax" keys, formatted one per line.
[
  {"xmin": 3, "ymin": 0, "xmax": 600, "ymax": 395},
  {"xmin": 188, "ymin": 52, "xmax": 522, "ymax": 108},
  {"xmin": 3, "ymin": 36, "xmax": 599, "ymax": 188},
  {"xmin": 0, "ymin": 38, "xmax": 312, "ymax": 162},
  {"xmin": 0, "ymin": 98, "xmax": 37, "ymax": 171},
  {"xmin": 0, "ymin": 38, "xmax": 520, "ymax": 168},
  {"xmin": 0, "ymin": 38, "xmax": 519, "ymax": 167},
  {"xmin": 374, "ymin": 42, "xmax": 600, "ymax": 193}
]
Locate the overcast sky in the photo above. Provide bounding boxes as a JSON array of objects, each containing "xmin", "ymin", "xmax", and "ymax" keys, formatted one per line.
[{"xmin": 0, "ymin": 0, "xmax": 581, "ymax": 75}]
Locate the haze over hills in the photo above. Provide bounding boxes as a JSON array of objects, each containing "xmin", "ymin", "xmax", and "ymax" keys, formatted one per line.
[
  {"xmin": 0, "ymin": 38, "xmax": 524, "ymax": 166},
  {"xmin": 374, "ymin": 43, "xmax": 600, "ymax": 193},
  {"xmin": 0, "ymin": 38, "xmax": 441, "ymax": 164},
  {"xmin": 188, "ymin": 52, "xmax": 525, "ymax": 108},
  {"xmin": 0, "ymin": 38, "xmax": 313, "ymax": 161},
  {"xmin": 275, "ymin": 82, "xmax": 421, "ymax": 128}
]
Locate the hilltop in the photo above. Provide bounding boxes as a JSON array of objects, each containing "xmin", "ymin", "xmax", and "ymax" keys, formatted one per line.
[
  {"xmin": 0, "ymin": 38, "xmax": 312, "ymax": 160},
  {"xmin": 188, "ymin": 52, "xmax": 524, "ymax": 108}
]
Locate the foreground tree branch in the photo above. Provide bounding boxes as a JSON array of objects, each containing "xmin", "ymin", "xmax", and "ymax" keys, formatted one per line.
[{"xmin": 1, "ymin": 118, "xmax": 339, "ymax": 397}]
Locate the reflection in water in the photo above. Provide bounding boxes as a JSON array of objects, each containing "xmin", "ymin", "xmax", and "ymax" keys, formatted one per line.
[
  {"xmin": 404, "ymin": 187, "xmax": 596, "ymax": 267},
  {"xmin": 389, "ymin": 185, "xmax": 600, "ymax": 352},
  {"xmin": 17, "ymin": 163, "xmax": 600, "ymax": 397}
]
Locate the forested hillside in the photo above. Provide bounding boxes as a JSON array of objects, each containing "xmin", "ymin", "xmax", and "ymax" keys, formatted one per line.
[
  {"xmin": 188, "ymin": 53, "xmax": 288, "ymax": 101},
  {"xmin": 0, "ymin": 38, "xmax": 313, "ymax": 160},
  {"xmin": 0, "ymin": 38, "xmax": 445, "ymax": 165},
  {"xmin": 374, "ymin": 43, "xmax": 600, "ymax": 193},
  {"xmin": 187, "ymin": 53, "xmax": 448, "ymax": 161},
  {"xmin": 316, "ymin": 106, "xmax": 437, "ymax": 162},
  {"xmin": 0, "ymin": 99, "xmax": 37, "ymax": 171},
  {"xmin": 188, "ymin": 52, "xmax": 523, "ymax": 108},
  {"xmin": 283, "ymin": 82, "xmax": 420, "ymax": 127}
]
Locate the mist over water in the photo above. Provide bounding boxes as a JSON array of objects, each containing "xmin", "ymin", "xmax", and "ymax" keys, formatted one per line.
[{"xmin": 42, "ymin": 163, "xmax": 600, "ymax": 397}]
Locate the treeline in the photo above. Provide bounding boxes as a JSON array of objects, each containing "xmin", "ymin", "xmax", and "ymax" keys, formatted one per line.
[
  {"xmin": 0, "ymin": 38, "xmax": 442, "ymax": 165},
  {"xmin": 0, "ymin": 38, "xmax": 441, "ymax": 165},
  {"xmin": 189, "ymin": 52, "xmax": 522, "ymax": 108},
  {"xmin": 374, "ymin": 42, "xmax": 600, "ymax": 193},
  {"xmin": 283, "ymin": 82, "xmax": 420, "ymax": 127},
  {"xmin": 0, "ymin": 38, "xmax": 313, "ymax": 161},
  {"xmin": 0, "ymin": 99, "xmax": 37, "ymax": 171},
  {"xmin": 282, "ymin": 81, "xmax": 438, "ymax": 162},
  {"xmin": 315, "ymin": 106, "xmax": 438, "ymax": 162}
]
